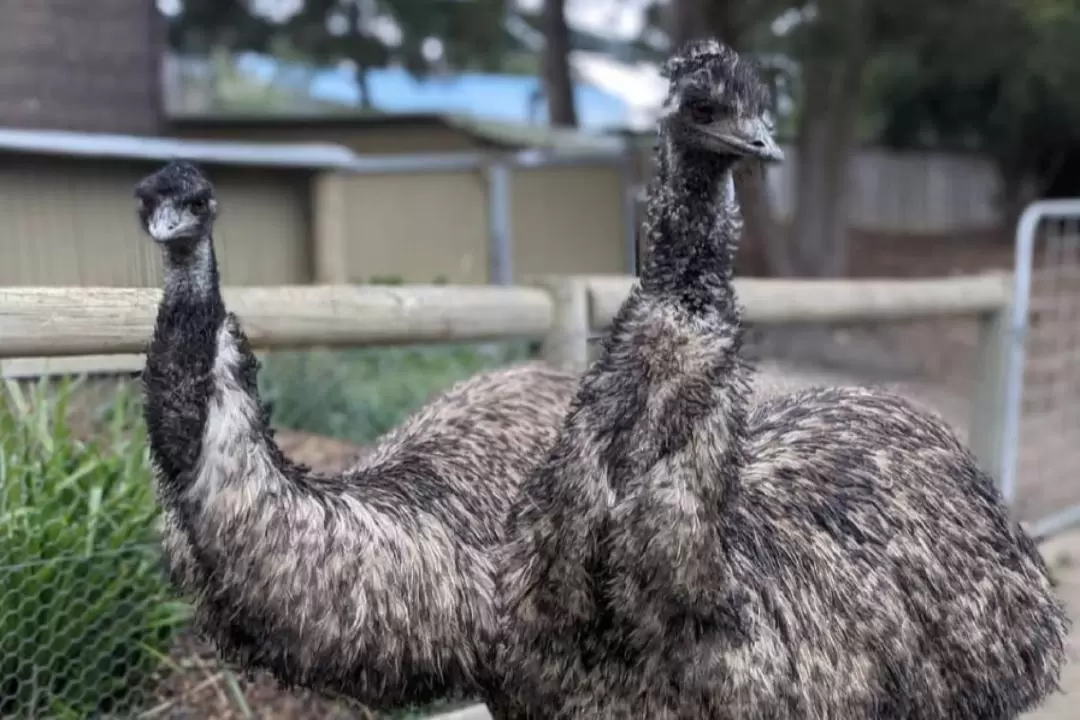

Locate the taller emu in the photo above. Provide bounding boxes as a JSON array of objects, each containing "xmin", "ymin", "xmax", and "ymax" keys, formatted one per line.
[
  {"xmin": 495, "ymin": 39, "xmax": 1068, "ymax": 719},
  {"xmin": 132, "ymin": 161, "xmax": 578, "ymax": 709}
]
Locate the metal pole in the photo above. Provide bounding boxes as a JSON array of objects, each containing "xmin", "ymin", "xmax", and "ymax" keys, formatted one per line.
[
  {"xmin": 998, "ymin": 200, "xmax": 1069, "ymax": 506},
  {"xmin": 970, "ymin": 303, "xmax": 1010, "ymax": 485},
  {"xmin": 486, "ymin": 160, "xmax": 513, "ymax": 285},
  {"xmin": 619, "ymin": 133, "xmax": 640, "ymax": 276}
]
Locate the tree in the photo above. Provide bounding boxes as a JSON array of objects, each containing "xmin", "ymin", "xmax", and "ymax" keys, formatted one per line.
[
  {"xmin": 866, "ymin": 0, "xmax": 1080, "ymax": 232},
  {"xmin": 166, "ymin": 0, "xmax": 513, "ymax": 108},
  {"xmin": 165, "ymin": 0, "xmax": 274, "ymax": 55},
  {"xmin": 782, "ymin": 0, "xmax": 869, "ymax": 276},
  {"xmin": 540, "ymin": 0, "xmax": 578, "ymax": 127},
  {"xmin": 781, "ymin": 0, "xmax": 1080, "ymax": 272}
]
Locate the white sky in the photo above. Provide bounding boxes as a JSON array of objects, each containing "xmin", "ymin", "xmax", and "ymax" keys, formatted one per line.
[{"xmin": 514, "ymin": 0, "xmax": 654, "ymax": 42}]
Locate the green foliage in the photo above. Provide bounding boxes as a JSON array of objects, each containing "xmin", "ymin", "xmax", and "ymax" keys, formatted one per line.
[
  {"xmin": 259, "ymin": 342, "xmax": 536, "ymax": 446},
  {"xmin": 856, "ymin": 0, "xmax": 1080, "ymax": 182},
  {"xmin": 0, "ymin": 379, "xmax": 186, "ymax": 717},
  {"xmin": 251, "ymin": 276, "xmax": 536, "ymax": 445}
]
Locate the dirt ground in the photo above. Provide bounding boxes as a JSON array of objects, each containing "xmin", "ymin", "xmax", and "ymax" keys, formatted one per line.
[{"xmin": 144, "ymin": 364, "xmax": 1080, "ymax": 719}]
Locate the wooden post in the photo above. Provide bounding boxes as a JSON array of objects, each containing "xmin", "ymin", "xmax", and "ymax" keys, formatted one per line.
[
  {"xmin": 310, "ymin": 171, "xmax": 350, "ymax": 283},
  {"xmin": 969, "ymin": 303, "xmax": 1010, "ymax": 487},
  {"xmin": 535, "ymin": 276, "xmax": 590, "ymax": 373}
]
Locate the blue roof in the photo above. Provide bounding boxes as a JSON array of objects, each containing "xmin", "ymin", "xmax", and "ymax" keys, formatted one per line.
[{"xmin": 232, "ymin": 53, "xmax": 630, "ymax": 130}]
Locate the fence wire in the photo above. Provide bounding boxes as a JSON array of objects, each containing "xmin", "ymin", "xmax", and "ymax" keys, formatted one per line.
[
  {"xmin": 1007, "ymin": 207, "xmax": 1080, "ymax": 537},
  {"xmin": 1, "ymin": 342, "xmax": 538, "ymax": 719}
]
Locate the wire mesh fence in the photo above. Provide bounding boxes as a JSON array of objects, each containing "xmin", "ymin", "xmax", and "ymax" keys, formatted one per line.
[
  {"xmin": 0, "ymin": 378, "xmax": 181, "ymax": 719},
  {"xmin": 0, "ymin": 341, "xmax": 540, "ymax": 719},
  {"xmin": 1006, "ymin": 205, "xmax": 1080, "ymax": 536}
]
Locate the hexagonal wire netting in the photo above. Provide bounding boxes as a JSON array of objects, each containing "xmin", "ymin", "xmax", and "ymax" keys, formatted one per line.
[{"xmin": 0, "ymin": 378, "xmax": 183, "ymax": 718}]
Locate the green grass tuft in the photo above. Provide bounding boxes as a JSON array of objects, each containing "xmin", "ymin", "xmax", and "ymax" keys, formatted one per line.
[
  {"xmin": 0, "ymin": 340, "xmax": 538, "ymax": 717},
  {"xmin": 259, "ymin": 342, "xmax": 537, "ymax": 445},
  {"xmin": 0, "ymin": 377, "xmax": 187, "ymax": 717}
]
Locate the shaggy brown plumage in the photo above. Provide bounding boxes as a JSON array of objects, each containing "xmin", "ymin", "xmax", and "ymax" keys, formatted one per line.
[
  {"xmin": 133, "ymin": 161, "xmax": 577, "ymax": 710},
  {"xmin": 494, "ymin": 39, "xmax": 1068, "ymax": 719}
]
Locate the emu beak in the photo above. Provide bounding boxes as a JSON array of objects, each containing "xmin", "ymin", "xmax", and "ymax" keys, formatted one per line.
[
  {"xmin": 713, "ymin": 116, "xmax": 784, "ymax": 163},
  {"xmin": 147, "ymin": 203, "xmax": 185, "ymax": 243}
]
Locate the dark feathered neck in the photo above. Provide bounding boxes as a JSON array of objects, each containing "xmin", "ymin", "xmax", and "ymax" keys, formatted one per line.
[
  {"xmin": 162, "ymin": 240, "xmax": 222, "ymax": 307},
  {"xmin": 143, "ymin": 236, "xmax": 228, "ymax": 495},
  {"xmin": 638, "ymin": 138, "xmax": 740, "ymax": 314}
]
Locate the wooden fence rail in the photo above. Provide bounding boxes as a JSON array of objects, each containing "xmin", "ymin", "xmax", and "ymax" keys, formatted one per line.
[
  {"xmin": 0, "ymin": 272, "xmax": 1013, "ymax": 481},
  {"xmin": 0, "ymin": 285, "xmax": 555, "ymax": 359}
]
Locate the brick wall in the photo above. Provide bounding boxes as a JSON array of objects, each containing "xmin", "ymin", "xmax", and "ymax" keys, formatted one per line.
[{"xmin": 0, "ymin": 0, "xmax": 165, "ymax": 135}]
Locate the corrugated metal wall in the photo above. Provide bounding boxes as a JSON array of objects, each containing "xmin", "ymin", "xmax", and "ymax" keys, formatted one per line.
[
  {"xmin": 339, "ymin": 169, "xmax": 491, "ymax": 284},
  {"xmin": 0, "ymin": 143, "xmax": 1004, "ymax": 289},
  {"xmin": 629, "ymin": 142, "xmax": 1001, "ymax": 233},
  {"xmin": 0, "ymin": 151, "xmax": 632, "ymax": 288},
  {"xmin": 510, "ymin": 164, "xmax": 627, "ymax": 279},
  {"xmin": 0, "ymin": 156, "xmax": 312, "ymax": 287}
]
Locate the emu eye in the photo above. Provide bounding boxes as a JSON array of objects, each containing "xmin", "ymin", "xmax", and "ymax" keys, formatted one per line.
[
  {"xmin": 686, "ymin": 100, "xmax": 717, "ymax": 124},
  {"xmin": 189, "ymin": 198, "xmax": 208, "ymax": 214}
]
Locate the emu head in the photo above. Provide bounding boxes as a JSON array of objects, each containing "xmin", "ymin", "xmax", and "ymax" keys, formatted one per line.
[
  {"xmin": 659, "ymin": 39, "xmax": 783, "ymax": 163},
  {"xmin": 134, "ymin": 160, "xmax": 218, "ymax": 246}
]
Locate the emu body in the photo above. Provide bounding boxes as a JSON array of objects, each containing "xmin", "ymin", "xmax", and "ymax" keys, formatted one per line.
[
  {"xmin": 494, "ymin": 39, "xmax": 1067, "ymax": 719},
  {"xmin": 134, "ymin": 161, "xmax": 577, "ymax": 709}
]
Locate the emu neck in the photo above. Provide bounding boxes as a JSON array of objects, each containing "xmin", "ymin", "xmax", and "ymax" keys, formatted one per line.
[
  {"xmin": 595, "ymin": 137, "xmax": 749, "ymax": 504},
  {"xmin": 639, "ymin": 142, "xmax": 740, "ymax": 312},
  {"xmin": 536, "ymin": 137, "xmax": 749, "ymax": 504},
  {"xmin": 143, "ymin": 235, "xmax": 231, "ymax": 497},
  {"xmin": 498, "ymin": 137, "xmax": 751, "ymax": 650},
  {"xmin": 163, "ymin": 240, "xmax": 221, "ymax": 304}
]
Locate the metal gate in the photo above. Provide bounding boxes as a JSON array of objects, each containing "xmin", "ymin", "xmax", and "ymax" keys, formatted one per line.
[{"xmin": 1001, "ymin": 200, "xmax": 1080, "ymax": 540}]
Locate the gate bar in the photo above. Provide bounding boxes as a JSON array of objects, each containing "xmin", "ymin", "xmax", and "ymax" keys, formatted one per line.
[{"xmin": 1000, "ymin": 199, "xmax": 1080, "ymax": 511}]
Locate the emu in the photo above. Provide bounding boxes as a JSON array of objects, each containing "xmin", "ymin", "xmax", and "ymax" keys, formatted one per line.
[
  {"xmin": 494, "ymin": 39, "xmax": 1068, "ymax": 719},
  {"xmin": 132, "ymin": 160, "xmax": 577, "ymax": 710}
]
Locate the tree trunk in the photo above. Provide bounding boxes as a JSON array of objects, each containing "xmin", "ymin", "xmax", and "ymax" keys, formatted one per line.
[
  {"xmin": 788, "ymin": 2, "xmax": 867, "ymax": 277},
  {"xmin": 788, "ymin": 70, "xmax": 860, "ymax": 276},
  {"xmin": 997, "ymin": 163, "xmax": 1041, "ymax": 241},
  {"xmin": 345, "ymin": 1, "xmax": 373, "ymax": 109},
  {"xmin": 669, "ymin": 0, "xmax": 706, "ymax": 49},
  {"xmin": 671, "ymin": 0, "xmax": 785, "ymax": 276},
  {"xmin": 354, "ymin": 64, "xmax": 372, "ymax": 109},
  {"xmin": 541, "ymin": 0, "xmax": 577, "ymax": 127},
  {"xmin": 735, "ymin": 162, "xmax": 792, "ymax": 275}
]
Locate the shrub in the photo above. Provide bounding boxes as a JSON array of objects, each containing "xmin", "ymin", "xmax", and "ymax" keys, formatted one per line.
[
  {"xmin": 259, "ymin": 342, "xmax": 536, "ymax": 445},
  {"xmin": 0, "ymin": 378, "xmax": 186, "ymax": 717}
]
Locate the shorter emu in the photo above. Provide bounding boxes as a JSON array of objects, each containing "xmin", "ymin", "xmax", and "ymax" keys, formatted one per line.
[
  {"xmin": 132, "ymin": 160, "xmax": 578, "ymax": 710},
  {"xmin": 495, "ymin": 39, "xmax": 1069, "ymax": 719}
]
